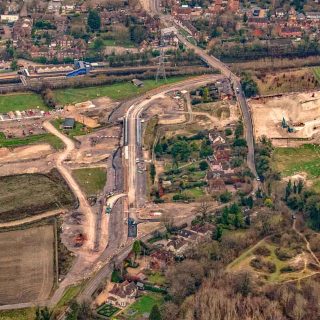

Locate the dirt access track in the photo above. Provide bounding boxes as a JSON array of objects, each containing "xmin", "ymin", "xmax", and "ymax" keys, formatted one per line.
[
  {"xmin": 0, "ymin": 224, "xmax": 55, "ymax": 305},
  {"xmin": 250, "ymin": 90, "xmax": 320, "ymax": 146}
]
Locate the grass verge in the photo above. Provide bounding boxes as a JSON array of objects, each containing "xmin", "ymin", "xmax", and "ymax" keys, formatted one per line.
[
  {"xmin": 0, "ymin": 308, "xmax": 36, "ymax": 320},
  {"xmin": 0, "ymin": 132, "xmax": 64, "ymax": 150},
  {"xmin": 54, "ymin": 76, "xmax": 189, "ymax": 105},
  {"xmin": 72, "ymin": 167, "xmax": 106, "ymax": 196}
]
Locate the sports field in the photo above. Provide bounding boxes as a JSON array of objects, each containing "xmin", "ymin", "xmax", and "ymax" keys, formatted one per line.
[
  {"xmin": 0, "ymin": 93, "xmax": 47, "ymax": 113},
  {"xmin": 54, "ymin": 77, "xmax": 188, "ymax": 105},
  {"xmin": 0, "ymin": 170, "xmax": 75, "ymax": 222},
  {"xmin": 0, "ymin": 224, "xmax": 55, "ymax": 305}
]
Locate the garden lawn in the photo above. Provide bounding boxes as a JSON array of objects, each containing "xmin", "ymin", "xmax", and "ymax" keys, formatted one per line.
[
  {"xmin": 0, "ymin": 93, "xmax": 47, "ymax": 112},
  {"xmin": 72, "ymin": 167, "xmax": 106, "ymax": 196},
  {"xmin": 272, "ymin": 144, "xmax": 320, "ymax": 191},
  {"xmin": 53, "ymin": 77, "xmax": 189, "ymax": 105},
  {"xmin": 187, "ymin": 187, "xmax": 205, "ymax": 198},
  {"xmin": 123, "ymin": 294, "xmax": 164, "ymax": 319},
  {"xmin": 97, "ymin": 304, "xmax": 120, "ymax": 317},
  {"xmin": 148, "ymin": 272, "xmax": 166, "ymax": 286},
  {"xmin": 100, "ymin": 39, "xmax": 135, "ymax": 48}
]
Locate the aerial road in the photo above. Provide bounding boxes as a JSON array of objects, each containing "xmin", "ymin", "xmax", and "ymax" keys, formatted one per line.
[{"xmin": 124, "ymin": 75, "xmax": 225, "ymax": 216}]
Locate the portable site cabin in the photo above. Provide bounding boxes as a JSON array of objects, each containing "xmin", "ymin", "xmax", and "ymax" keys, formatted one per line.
[{"xmin": 63, "ymin": 118, "xmax": 75, "ymax": 129}]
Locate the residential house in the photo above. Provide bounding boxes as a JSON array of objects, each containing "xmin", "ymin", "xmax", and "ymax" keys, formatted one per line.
[
  {"xmin": 150, "ymin": 250, "xmax": 175, "ymax": 270},
  {"xmin": 305, "ymin": 12, "xmax": 320, "ymax": 21},
  {"xmin": 191, "ymin": 223, "xmax": 215, "ymax": 236},
  {"xmin": 228, "ymin": 0, "xmax": 239, "ymax": 12},
  {"xmin": 0, "ymin": 14, "xmax": 19, "ymax": 23},
  {"xmin": 166, "ymin": 237, "xmax": 189, "ymax": 255},
  {"xmin": 215, "ymin": 147, "xmax": 231, "ymax": 163},
  {"xmin": 208, "ymin": 131, "xmax": 226, "ymax": 146},
  {"xmin": 107, "ymin": 281, "xmax": 138, "ymax": 308},
  {"xmin": 275, "ymin": 8, "xmax": 285, "ymax": 18},
  {"xmin": 47, "ymin": 0, "xmax": 62, "ymax": 13},
  {"xmin": 206, "ymin": 170, "xmax": 226, "ymax": 193},
  {"xmin": 176, "ymin": 229, "xmax": 199, "ymax": 241},
  {"xmin": 247, "ymin": 17, "xmax": 268, "ymax": 28},
  {"xmin": 207, "ymin": 176, "xmax": 226, "ymax": 193},
  {"xmin": 279, "ymin": 26, "xmax": 302, "ymax": 38},
  {"xmin": 215, "ymin": 78, "xmax": 233, "ymax": 98},
  {"xmin": 172, "ymin": 5, "xmax": 192, "ymax": 20}
]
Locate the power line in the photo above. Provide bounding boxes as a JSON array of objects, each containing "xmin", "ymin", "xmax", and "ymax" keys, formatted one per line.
[{"xmin": 156, "ymin": 46, "xmax": 167, "ymax": 82}]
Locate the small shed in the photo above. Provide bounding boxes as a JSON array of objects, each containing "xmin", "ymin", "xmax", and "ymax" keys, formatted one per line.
[
  {"xmin": 131, "ymin": 79, "xmax": 144, "ymax": 87},
  {"xmin": 63, "ymin": 118, "xmax": 75, "ymax": 129}
]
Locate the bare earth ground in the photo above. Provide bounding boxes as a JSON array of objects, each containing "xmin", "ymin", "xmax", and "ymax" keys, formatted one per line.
[
  {"xmin": 252, "ymin": 68, "xmax": 318, "ymax": 95},
  {"xmin": 0, "ymin": 143, "xmax": 56, "ymax": 176},
  {"xmin": 0, "ymin": 144, "xmax": 52, "ymax": 164},
  {"xmin": 0, "ymin": 224, "xmax": 55, "ymax": 305},
  {"xmin": 143, "ymin": 96, "xmax": 186, "ymax": 125},
  {"xmin": 250, "ymin": 90, "xmax": 320, "ymax": 146},
  {"xmin": 70, "ymin": 126, "xmax": 121, "ymax": 165}
]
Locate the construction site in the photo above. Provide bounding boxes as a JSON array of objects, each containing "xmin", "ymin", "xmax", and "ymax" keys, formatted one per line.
[{"xmin": 250, "ymin": 90, "xmax": 320, "ymax": 146}]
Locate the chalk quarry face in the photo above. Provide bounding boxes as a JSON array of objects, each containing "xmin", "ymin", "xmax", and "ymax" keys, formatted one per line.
[{"xmin": 250, "ymin": 91, "xmax": 320, "ymax": 144}]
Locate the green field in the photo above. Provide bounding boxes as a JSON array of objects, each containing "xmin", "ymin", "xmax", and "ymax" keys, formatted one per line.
[
  {"xmin": 0, "ymin": 93, "xmax": 47, "ymax": 112},
  {"xmin": 0, "ymin": 308, "xmax": 36, "ymax": 320},
  {"xmin": 0, "ymin": 170, "xmax": 75, "ymax": 222},
  {"xmin": 54, "ymin": 77, "xmax": 189, "ymax": 105},
  {"xmin": 122, "ymin": 294, "xmax": 164, "ymax": 319},
  {"xmin": 272, "ymin": 144, "xmax": 320, "ymax": 190},
  {"xmin": 72, "ymin": 167, "xmax": 106, "ymax": 196},
  {"xmin": 0, "ymin": 132, "xmax": 63, "ymax": 150}
]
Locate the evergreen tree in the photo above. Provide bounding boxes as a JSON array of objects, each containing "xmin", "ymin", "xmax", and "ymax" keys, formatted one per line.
[
  {"xmin": 35, "ymin": 307, "xmax": 52, "ymax": 320},
  {"xmin": 213, "ymin": 225, "xmax": 223, "ymax": 241},
  {"xmin": 132, "ymin": 240, "xmax": 141, "ymax": 262},
  {"xmin": 233, "ymin": 210, "xmax": 244, "ymax": 228},
  {"xmin": 293, "ymin": 181, "xmax": 297, "ymax": 194},
  {"xmin": 246, "ymin": 196, "xmax": 253, "ymax": 209},
  {"xmin": 150, "ymin": 164, "xmax": 156, "ymax": 184},
  {"xmin": 149, "ymin": 305, "xmax": 161, "ymax": 320},
  {"xmin": 87, "ymin": 9, "xmax": 101, "ymax": 31},
  {"xmin": 221, "ymin": 206, "xmax": 229, "ymax": 225},
  {"xmin": 285, "ymin": 180, "xmax": 292, "ymax": 201},
  {"xmin": 243, "ymin": 12, "xmax": 248, "ymax": 23},
  {"xmin": 297, "ymin": 179, "xmax": 304, "ymax": 194}
]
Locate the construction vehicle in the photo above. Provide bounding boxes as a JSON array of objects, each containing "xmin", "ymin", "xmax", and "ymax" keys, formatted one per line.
[{"xmin": 105, "ymin": 204, "xmax": 112, "ymax": 214}]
